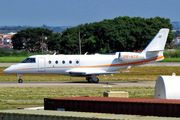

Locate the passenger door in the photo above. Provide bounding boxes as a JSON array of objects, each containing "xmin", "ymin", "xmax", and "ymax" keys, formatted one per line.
[{"xmin": 38, "ymin": 58, "xmax": 45, "ymax": 72}]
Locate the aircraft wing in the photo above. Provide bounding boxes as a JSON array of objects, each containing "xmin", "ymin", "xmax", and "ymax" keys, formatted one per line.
[
  {"xmin": 67, "ymin": 66, "xmax": 131, "ymax": 76},
  {"xmin": 86, "ymin": 71, "xmax": 118, "ymax": 75},
  {"xmin": 68, "ymin": 70, "xmax": 118, "ymax": 76}
]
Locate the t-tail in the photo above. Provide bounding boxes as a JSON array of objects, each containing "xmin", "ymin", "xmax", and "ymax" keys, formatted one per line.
[
  {"xmin": 141, "ymin": 28, "xmax": 169, "ymax": 61},
  {"xmin": 118, "ymin": 28, "xmax": 169, "ymax": 63}
]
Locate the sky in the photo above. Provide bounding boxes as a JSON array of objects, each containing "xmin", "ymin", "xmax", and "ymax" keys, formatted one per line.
[{"xmin": 1, "ymin": 0, "xmax": 180, "ymax": 26}]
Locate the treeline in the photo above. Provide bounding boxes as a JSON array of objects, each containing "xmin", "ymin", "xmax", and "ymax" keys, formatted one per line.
[
  {"xmin": 0, "ymin": 25, "xmax": 69, "ymax": 34},
  {"xmin": 12, "ymin": 16, "xmax": 174, "ymax": 54}
]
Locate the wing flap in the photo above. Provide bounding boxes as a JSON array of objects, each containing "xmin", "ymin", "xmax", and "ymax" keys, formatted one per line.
[
  {"xmin": 85, "ymin": 71, "xmax": 119, "ymax": 75},
  {"xmin": 68, "ymin": 70, "xmax": 118, "ymax": 75},
  {"xmin": 69, "ymin": 71, "xmax": 86, "ymax": 75}
]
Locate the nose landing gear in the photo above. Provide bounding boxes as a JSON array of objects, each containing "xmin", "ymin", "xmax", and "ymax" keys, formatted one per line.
[{"xmin": 17, "ymin": 74, "xmax": 23, "ymax": 83}]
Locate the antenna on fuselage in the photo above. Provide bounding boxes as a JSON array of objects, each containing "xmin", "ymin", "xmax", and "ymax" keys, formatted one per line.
[
  {"xmin": 53, "ymin": 52, "xmax": 57, "ymax": 55},
  {"xmin": 84, "ymin": 52, "xmax": 88, "ymax": 55}
]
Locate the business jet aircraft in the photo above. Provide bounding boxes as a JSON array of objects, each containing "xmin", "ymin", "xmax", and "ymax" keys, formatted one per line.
[{"xmin": 3, "ymin": 28, "xmax": 169, "ymax": 83}]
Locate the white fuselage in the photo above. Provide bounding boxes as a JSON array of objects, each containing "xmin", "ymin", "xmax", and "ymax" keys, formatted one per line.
[{"xmin": 3, "ymin": 52, "xmax": 164, "ymax": 76}]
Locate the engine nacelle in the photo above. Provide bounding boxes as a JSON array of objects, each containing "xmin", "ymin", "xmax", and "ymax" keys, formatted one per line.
[{"xmin": 118, "ymin": 52, "xmax": 146, "ymax": 62}]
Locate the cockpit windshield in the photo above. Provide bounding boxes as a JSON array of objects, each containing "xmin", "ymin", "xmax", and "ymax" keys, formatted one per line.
[{"xmin": 21, "ymin": 58, "xmax": 36, "ymax": 63}]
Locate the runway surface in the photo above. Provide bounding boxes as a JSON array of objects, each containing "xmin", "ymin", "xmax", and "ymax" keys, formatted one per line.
[{"xmin": 0, "ymin": 81, "xmax": 155, "ymax": 88}]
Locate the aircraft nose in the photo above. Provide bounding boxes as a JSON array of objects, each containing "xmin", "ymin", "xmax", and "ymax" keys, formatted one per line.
[
  {"xmin": 3, "ymin": 67, "xmax": 11, "ymax": 74},
  {"xmin": 3, "ymin": 68, "xmax": 8, "ymax": 74}
]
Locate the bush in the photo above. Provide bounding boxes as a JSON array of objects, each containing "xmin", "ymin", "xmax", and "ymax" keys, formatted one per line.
[
  {"xmin": 164, "ymin": 50, "xmax": 180, "ymax": 58},
  {"xmin": 0, "ymin": 49, "xmax": 10, "ymax": 57},
  {"xmin": 20, "ymin": 51, "xmax": 29, "ymax": 56},
  {"xmin": 0, "ymin": 49, "xmax": 45, "ymax": 57}
]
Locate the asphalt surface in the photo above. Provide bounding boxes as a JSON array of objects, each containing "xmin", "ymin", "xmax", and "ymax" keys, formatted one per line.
[
  {"xmin": 0, "ymin": 62, "xmax": 178, "ymax": 88},
  {"xmin": 0, "ymin": 81, "xmax": 156, "ymax": 88}
]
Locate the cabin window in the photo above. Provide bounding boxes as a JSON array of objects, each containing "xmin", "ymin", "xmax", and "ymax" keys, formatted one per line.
[
  {"xmin": 62, "ymin": 60, "xmax": 65, "ymax": 64},
  {"xmin": 48, "ymin": 60, "xmax": 51, "ymax": 64},
  {"xmin": 55, "ymin": 60, "xmax": 58, "ymax": 64},
  {"xmin": 76, "ymin": 60, "xmax": 79, "ymax": 64},
  {"xmin": 21, "ymin": 58, "xmax": 36, "ymax": 63},
  {"xmin": 21, "ymin": 58, "xmax": 30, "ymax": 63},
  {"xmin": 28, "ymin": 58, "xmax": 36, "ymax": 63},
  {"xmin": 69, "ymin": 60, "xmax": 72, "ymax": 64}
]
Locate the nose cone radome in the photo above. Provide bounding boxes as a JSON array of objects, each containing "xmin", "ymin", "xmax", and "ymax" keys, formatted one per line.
[{"xmin": 3, "ymin": 67, "xmax": 11, "ymax": 74}]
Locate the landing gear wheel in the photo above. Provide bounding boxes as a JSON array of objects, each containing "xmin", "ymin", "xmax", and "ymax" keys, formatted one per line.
[
  {"xmin": 18, "ymin": 79, "xmax": 23, "ymax": 83},
  {"xmin": 17, "ymin": 74, "xmax": 22, "ymax": 83},
  {"xmin": 86, "ymin": 76, "xmax": 99, "ymax": 83},
  {"xmin": 88, "ymin": 77, "xmax": 93, "ymax": 83},
  {"xmin": 93, "ymin": 78, "xmax": 99, "ymax": 83}
]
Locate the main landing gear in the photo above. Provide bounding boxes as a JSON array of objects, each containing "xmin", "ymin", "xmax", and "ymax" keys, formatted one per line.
[
  {"xmin": 17, "ymin": 74, "xmax": 23, "ymax": 83},
  {"xmin": 86, "ymin": 75, "xmax": 99, "ymax": 83}
]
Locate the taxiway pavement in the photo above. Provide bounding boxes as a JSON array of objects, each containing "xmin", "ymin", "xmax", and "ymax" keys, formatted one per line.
[{"xmin": 0, "ymin": 81, "xmax": 155, "ymax": 88}]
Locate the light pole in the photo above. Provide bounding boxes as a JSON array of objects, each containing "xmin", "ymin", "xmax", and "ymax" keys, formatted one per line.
[
  {"xmin": 79, "ymin": 32, "xmax": 86, "ymax": 55},
  {"xmin": 42, "ymin": 33, "xmax": 43, "ymax": 53}
]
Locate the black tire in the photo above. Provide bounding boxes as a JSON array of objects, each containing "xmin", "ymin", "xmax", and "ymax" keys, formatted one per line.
[
  {"xmin": 93, "ymin": 78, "xmax": 99, "ymax": 83},
  {"xmin": 88, "ymin": 78, "xmax": 93, "ymax": 83},
  {"xmin": 18, "ymin": 79, "xmax": 23, "ymax": 83}
]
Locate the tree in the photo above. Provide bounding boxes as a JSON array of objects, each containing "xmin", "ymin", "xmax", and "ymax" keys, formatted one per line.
[
  {"xmin": 46, "ymin": 33, "xmax": 61, "ymax": 53},
  {"xmin": 60, "ymin": 16, "xmax": 174, "ymax": 54},
  {"xmin": 12, "ymin": 28, "xmax": 53, "ymax": 52},
  {"xmin": 61, "ymin": 27, "xmax": 79, "ymax": 54},
  {"xmin": 11, "ymin": 33, "xmax": 24, "ymax": 50},
  {"xmin": 12, "ymin": 16, "xmax": 174, "ymax": 54}
]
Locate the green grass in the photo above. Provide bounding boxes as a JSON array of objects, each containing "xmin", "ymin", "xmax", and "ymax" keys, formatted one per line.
[
  {"xmin": 160, "ymin": 58, "xmax": 180, "ymax": 62},
  {"xmin": 0, "ymin": 105, "xmax": 8, "ymax": 110},
  {"xmin": 0, "ymin": 87, "xmax": 154, "ymax": 110},
  {"xmin": 0, "ymin": 57, "xmax": 26, "ymax": 63}
]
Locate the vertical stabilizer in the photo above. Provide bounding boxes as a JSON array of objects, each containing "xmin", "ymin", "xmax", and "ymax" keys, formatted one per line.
[{"xmin": 142, "ymin": 28, "xmax": 169, "ymax": 54}]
